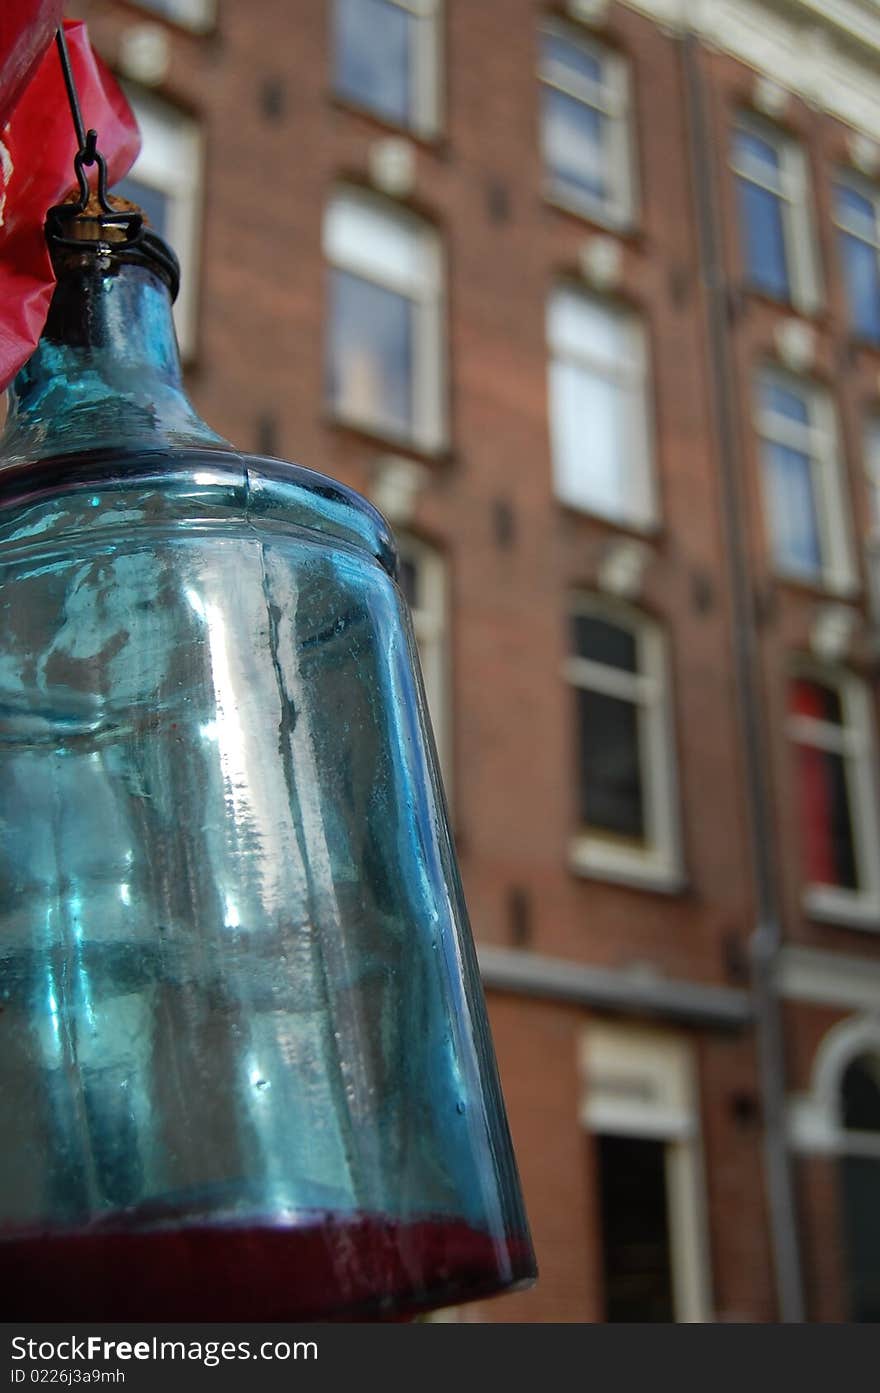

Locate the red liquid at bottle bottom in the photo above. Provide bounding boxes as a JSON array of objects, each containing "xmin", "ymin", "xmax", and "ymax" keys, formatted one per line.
[{"xmin": 0, "ymin": 1214, "xmax": 535, "ymax": 1321}]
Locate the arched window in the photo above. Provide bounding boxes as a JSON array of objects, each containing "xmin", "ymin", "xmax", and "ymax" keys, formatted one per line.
[
  {"xmin": 787, "ymin": 667, "xmax": 880, "ymax": 925},
  {"xmin": 538, "ymin": 21, "xmax": 636, "ymax": 228},
  {"xmin": 731, "ymin": 113, "xmax": 820, "ymax": 313},
  {"xmin": 754, "ymin": 370, "xmax": 853, "ymax": 591},
  {"xmin": 324, "ymin": 189, "xmax": 445, "ymax": 452},
  {"xmin": 547, "ymin": 287, "xmax": 656, "ymax": 529},
  {"xmin": 841, "ymin": 1053, "xmax": 880, "ymax": 1135},
  {"xmin": 792, "ymin": 1020, "xmax": 880, "ymax": 1321},
  {"xmin": 566, "ymin": 595, "xmax": 682, "ymax": 889}
]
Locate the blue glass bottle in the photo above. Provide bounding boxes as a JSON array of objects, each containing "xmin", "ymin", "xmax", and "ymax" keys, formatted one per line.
[{"xmin": 0, "ymin": 209, "xmax": 534, "ymax": 1319}]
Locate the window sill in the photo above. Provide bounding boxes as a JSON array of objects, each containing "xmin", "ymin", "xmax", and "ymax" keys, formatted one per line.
[
  {"xmin": 323, "ymin": 410, "xmax": 453, "ymax": 467},
  {"xmin": 328, "ymin": 93, "xmax": 446, "ymax": 156},
  {"xmin": 569, "ymin": 839, "xmax": 687, "ymax": 896},
  {"xmin": 772, "ymin": 570, "xmax": 860, "ymax": 604},
  {"xmin": 556, "ymin": 495, "xmax": 661, "ymax": 540},
  {"xmin": 738, "ymin": 282, "xmax": 823, "ymax": 321},
  {"xmin": 847, "ymin": 332, "xmax": 880, "ymax": 358},
  {"xmin": 804, "ymin": 888, "xmax": 880, "ymax": 931},
  {"xmin": 543, "ymin": 188, "xmax": 640, "ymax": 243}
]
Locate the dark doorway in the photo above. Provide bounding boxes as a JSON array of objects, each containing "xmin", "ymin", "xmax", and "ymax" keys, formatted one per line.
[
  {"xmin": 840, "ymin": 1155, "xmax": 880, "ymax": 1322},
  {"xmin": 597, "ymin": 1133, "xmax": 675, "ymax": 1322},
  {"xmin": 839, "ymin": 1053, "xmax": 880, "ymax": 1322}
]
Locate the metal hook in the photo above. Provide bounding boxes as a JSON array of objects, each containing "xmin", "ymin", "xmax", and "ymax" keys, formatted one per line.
[
  {"xmin": 46, "ymin": 24, "xmax": 177, "ymax": 292},
  {"xmin": 54, "ymin": 29, "xmax": 113, "ymax": 214}
]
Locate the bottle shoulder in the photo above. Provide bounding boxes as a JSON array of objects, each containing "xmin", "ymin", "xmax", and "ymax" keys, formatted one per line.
[{"xmin": 0, "ymin": 446, "xmax": 398, "ymax": 579}]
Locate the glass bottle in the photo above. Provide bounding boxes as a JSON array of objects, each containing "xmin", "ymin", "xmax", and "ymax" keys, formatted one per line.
[{"xmin": 0, "ymin": 207, "xmax": 534, "ymax": 1319}]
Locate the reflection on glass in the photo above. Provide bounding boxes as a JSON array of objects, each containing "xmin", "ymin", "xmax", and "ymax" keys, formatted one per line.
[
  {"xmin": 764, "ymin": 440, "xmax": 822, "ymax": 578},
  {"xmin": 577, "ymin": 687, "xmax": 645, "ymax": 841},
  {"xmin": 734, "ymin": 129, "xmax": 790, "ymax": 300},
  {"xmin": 549, "ymin": 357, "xmax": 627, "ymax": 519},
  {"xmin": 542, "ymin": 87, "xmax": 605, "ymax": 204},
  {"xmin": 335, "ymin": 0, "xmax": 411, "ymax": 126},
  {"xmin": 790, "ymin": 678, "xmax": 858, "ymax": 891},
  {"xmin": 542, "ymin": 32, "xmax": 603, "ymax": 89},
  {"xmin": 328, "ymin": 268, "xmax": 413, "ymax": 437},
  {"xmin": 836, "ymin": 183, "xmax": 880, "ymax": 344},
  {"xmin": 572, "ymin": 614, "xmax": 637, "ymax": 672},
  {"xmin": 763, "ymin": 380, "xmax": 809, "ymax": 425},
  {"xmin": 548, "ymin": 291, "xmax": 648, "ymax": 525},
  {"xmin": 0, "ymin": 234, "xmax": 533, "ymax": 1320},
  {"xmin": 759, "ymin": 377, "xmax": 824, "ymax": 580}
]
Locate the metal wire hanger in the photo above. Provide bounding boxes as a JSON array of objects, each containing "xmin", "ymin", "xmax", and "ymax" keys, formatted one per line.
[{"xmin": 54, "ymin": 24, "xmax": 115, "ymax": 215}]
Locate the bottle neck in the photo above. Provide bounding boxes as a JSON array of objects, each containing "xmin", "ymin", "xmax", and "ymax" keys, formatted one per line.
[{"xmin": 0, "ymin": 251, "xmax": 227, "ymax": 465}]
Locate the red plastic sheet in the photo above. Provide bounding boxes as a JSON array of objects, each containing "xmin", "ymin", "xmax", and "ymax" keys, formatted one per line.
[
  {"xmin": 0, "ymin": 18, "xmax": 140, "ymax": 392},
  {"xmin": 0, "ymin": 0, "xmax": 63, "ymax": 129}
]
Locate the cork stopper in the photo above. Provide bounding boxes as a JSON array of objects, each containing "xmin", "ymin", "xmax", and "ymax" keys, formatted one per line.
[
  {"xmin": 58, "ymin": 188, "xmax": 144, "ymax": 243},
  {"xmin": 45, "ymin": 186, "xmax": 180, "ymax": 302}
]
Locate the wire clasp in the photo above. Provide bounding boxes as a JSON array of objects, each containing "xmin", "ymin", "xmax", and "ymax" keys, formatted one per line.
[{"xmin": 47, "ymin": 26, "xmax": 143, "ymax": 243}]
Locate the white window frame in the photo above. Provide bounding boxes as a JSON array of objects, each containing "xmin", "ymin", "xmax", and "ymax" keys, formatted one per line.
[
  {"xmin": 396, "ymin": 532, "xmax": 450, "ymax": 792},
  {"xmin": 865, "ymin": 415, "xmax": 880, "ymax": 532},
  {"xmin": 120, "ymin": 88, "xmax": 203, "ymax": 361},
  {"xmin": 538, "ymin": 20, "xmax": 636, "ymax": 229},
  {"xmin": 790, "ymin": 1017, "xmax": 880, "ymax": 1159},
  {"xmin": 566, "ymin": 595, "xmax": 683, "ymax": 891},
  {"xmin": 731, "ymin": 114, "xmax": 821, "ymax": 315},
  {"xmin": 788, "ymin": 664, "xmax": 880, "ymax": 928},
  {"xmin": 129, "ymin": 0, "xmax": 216, "ymax": 30},
  {"xmin": 334, "ymin": 0, "xmax": 442, "ymax": 138},
  {"xmin": 754, "ymin": 369, "xmax": 855, "ymax": 594},
  {"xmin": 863, "ymin": 416, "xmax": 880, "ymax": 622},
  {"xmin": 547, "ymin": 287, "xmax": 657, "ymax": 530},
  {"xmin": 323, "ymin": 188, "xmax": 445, "ymax": 452},
  {"xmin": 834, "ymin": 168, "xmax": 880, "ymax": 336},
  {"xmin": 580, "ymin": 1023, "xmax": 713, "ymax": 1323}
]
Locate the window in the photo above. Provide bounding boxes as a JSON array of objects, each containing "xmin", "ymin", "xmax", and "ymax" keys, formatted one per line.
[
  {"xmin": 582, "ymin": 1023, "xmax": 711, "ymax": 1323},
  {"xmin": 539, "ymin": 23, "xmax": 634, "ymax": 226},
  {"xmin": 731, "ymin": 116, "xmax": 820, "ymax": 312},
  {"xmin": 754, "ymin": 371, "xmax": 853, "ymax": 591},
  {"xmin": 324, "ymin": 190, "xmax": 444, "ymax": 451},
  {"xmin": 788, "ymin": 670, "xmax": 880, "ymax": 924},
  {"xmin": 566, "ymin": 598, "xmax": 682, "ymax": 888},
  {"xmin": 547, "ymin": 289, "xmax": 655, "ymax": 529},
  {"xmin": 789, "ymin": 1019, "xmax": 880, "ymax": 1322},
  {"xmin": 396, "ymin": 534, "xmax": 449, "ymax": 785},
  {"xmin": 863, "ymin": 418, "xmax": 880, "ymax": 619},
  {"xmin": 112, "ymin": 90, "xmax": 202, "ymax": 359},
  {"xmin": 866, "ymin": 416, "xmax": 880, "ymax": 532},
  {"xmin": 333, "ymin": 0, "xmax": 441, "ymax": 136},
  {"xmin": 129, "ymin": 0, "xmax": 215, "ymax": 29},
  {"xmin": 835, "ymin": 172, "xmax": 880, "ymax": 345}
]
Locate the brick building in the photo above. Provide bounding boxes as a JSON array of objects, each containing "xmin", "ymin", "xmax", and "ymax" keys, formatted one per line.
[{"xmin": 69, "ymin": 0, "xmax": 880, "ymax": 1321}]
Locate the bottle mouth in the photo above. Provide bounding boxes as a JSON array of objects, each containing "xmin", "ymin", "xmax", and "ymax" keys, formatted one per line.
[{"xmin": 44, "ymin": 193, "xmax": 181, "ymax": 302}]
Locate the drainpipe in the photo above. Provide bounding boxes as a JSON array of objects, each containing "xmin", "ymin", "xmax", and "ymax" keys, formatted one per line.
[{"xmin": 681, "ymin": 31, "xmax": 805, "ymax": 1322}]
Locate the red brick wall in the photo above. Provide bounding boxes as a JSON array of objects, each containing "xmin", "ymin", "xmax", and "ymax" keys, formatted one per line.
[
  {"xmin": 797, "ymin": 1154, "xmax": 849, "ymax": 1323},
  {"xmin": 704, "ymin": 43, "xmax": 880, "ymax": 963},
  {"xmin": 63, "ymin": 0, "xmax": 879, "ymax": 1323}
]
